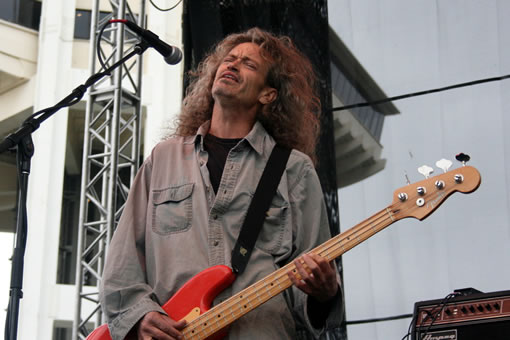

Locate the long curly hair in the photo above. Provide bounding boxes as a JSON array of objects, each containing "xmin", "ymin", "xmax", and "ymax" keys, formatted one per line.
[{"xmin": 174, "ymin": 27, "xmax": 321, "ymax": 164}]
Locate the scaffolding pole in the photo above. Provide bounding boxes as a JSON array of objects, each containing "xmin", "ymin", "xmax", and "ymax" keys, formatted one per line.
[{"xmin": 73, "ymin": 0, "xmax": 145, "ymax": 338}]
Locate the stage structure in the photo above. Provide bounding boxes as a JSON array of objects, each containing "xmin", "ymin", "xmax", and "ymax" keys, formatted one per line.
[{"xmin": 72, "ymin": 0, "xmax": 145, "ymax": 338}]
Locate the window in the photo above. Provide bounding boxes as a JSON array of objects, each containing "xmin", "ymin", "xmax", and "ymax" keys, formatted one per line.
[
  {"xmin": 74, "ymin": 9, "xmax": 138, "ymax": 41},
  {"xmin": 74, "ymin": 10, "xmax": 92, "ymax": 40},
  {"xmin": 74, "ymin": 10, "xmax": 113, "ymax": 40},
  {"xmin": 0, "ymin": 0, "xmax": 41, "ymax": 30}
]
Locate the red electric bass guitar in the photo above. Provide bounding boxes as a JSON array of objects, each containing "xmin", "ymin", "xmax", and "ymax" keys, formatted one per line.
[{"xmin": 87, "ymin": 163, "xmax": 481, "ymax": 340}]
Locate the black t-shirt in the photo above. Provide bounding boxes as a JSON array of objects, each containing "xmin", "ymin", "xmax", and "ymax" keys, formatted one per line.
[{"xmin": 203, "ymin": 134, "xmax": 242, "ymax": 194}]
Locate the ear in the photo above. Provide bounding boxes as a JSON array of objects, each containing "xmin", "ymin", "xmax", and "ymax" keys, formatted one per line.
[{"xmin": 258, "ymin": 87, "xmax": 278, "ymax": 105}]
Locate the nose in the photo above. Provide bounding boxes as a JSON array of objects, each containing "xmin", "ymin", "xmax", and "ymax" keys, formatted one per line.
[{"xmin": 226, "ymin": 58, "xmax": 240, "ymax": 71}]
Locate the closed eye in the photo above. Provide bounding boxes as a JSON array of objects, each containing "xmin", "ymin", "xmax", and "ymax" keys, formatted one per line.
[{"xmin": 244, "ymin": 61, "xmax": 257, "ymax": 70}]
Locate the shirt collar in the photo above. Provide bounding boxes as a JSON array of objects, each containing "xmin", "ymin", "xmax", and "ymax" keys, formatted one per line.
[
  {"xmin": 242, "ymin": 121, "xmax": 270, "ymax": 155},
  {"xmin": 192, "ymin": 120, "xmax": 271, "ymax": 155},
  {"xmin": 187, "ymin": 121, "xmax": 212, "ymax": 149}
]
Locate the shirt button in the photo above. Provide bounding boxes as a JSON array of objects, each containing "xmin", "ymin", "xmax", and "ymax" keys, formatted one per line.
[{"xmin": 213, "ymin": 240, "xmax": 219, "ymax": 246}]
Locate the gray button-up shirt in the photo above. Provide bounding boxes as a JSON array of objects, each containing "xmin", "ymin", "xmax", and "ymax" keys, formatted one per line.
[{"xmin": 99, "ymin": 121, "xmax": 342, "ymax": 340}]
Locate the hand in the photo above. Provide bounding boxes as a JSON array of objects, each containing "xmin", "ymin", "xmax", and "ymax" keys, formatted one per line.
[
  {"xmin": 136, "ymin": 311, "xmax": 186, "ymax": 340},
  {"xmin": 287, "ymin": 253, "xmax": 339, "ymax": 302}
]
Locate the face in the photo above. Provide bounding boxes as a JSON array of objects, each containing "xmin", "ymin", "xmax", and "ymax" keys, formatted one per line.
[{"xmin": 211, "ymin": 42, "xmax": 277, "ymax": 109}]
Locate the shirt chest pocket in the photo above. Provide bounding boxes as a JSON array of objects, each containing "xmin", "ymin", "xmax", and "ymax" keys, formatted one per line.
[
  {"xmin": 255, "ymin": 191, "xmax": 289, "ymax": 255},
  {"xmin": 152, "ymin": 183, "xmax": 194, "ymax": 235}
]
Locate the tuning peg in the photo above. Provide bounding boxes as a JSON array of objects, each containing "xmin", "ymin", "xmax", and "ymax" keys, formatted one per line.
[
  {"xmin": 455, "ymin": 153, "xmax": 470, "ymax": 166},
  {"xmin": 418, "ymin": 165, "xmax": 434, "ymax": 179},
  {"xmin": 436, "ymin": 159, "xmax": 453, "ymax": 173}
]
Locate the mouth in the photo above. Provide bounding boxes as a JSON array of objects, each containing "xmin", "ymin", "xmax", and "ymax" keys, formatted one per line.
[{"xmin": 219, "ymin": 71, "xmax": 239, "ymax": 83}]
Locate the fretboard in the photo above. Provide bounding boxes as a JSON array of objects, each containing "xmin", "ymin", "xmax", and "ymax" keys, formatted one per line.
[{"xmin": 181, "ymin": 205, "xmax": 398, "ymax": 339}]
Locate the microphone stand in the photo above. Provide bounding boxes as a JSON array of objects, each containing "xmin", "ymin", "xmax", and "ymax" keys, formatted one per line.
[{"xmin": 2, "ymin": 41, "xmax": 149, "ymax": 340}]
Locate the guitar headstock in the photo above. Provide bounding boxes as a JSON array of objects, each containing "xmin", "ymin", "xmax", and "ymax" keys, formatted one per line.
[{"xmin": 391, "ymin": 165, "xmax": 481, "ymax": 221}]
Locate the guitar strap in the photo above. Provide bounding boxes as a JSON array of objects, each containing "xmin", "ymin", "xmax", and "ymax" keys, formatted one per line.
[{"xmin": 231, "ymin": 144, "xmax": 291, "ymax": 274}]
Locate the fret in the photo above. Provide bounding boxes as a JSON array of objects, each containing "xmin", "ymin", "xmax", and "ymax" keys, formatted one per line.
[
  {"xmin": 186, "ymin": 322, "xmax": 203, "ymax": 340},
  {"xmin": 230, "ymin": 305, "xmax": 236, "ymax": 319},
  {"xmin": 386, "ymin": 207, "xmax": 395, "ymax": 221},
  {"xmin": 276, "ymin": 279, "xmax": 284, "ymax": 291},
  {"xmin": 264, "ymin": 282, "xmax": 272, "ymax": 295},
  {"xmin": 218, "ymin": 311, "xmax": 227, "ymax": 324}
]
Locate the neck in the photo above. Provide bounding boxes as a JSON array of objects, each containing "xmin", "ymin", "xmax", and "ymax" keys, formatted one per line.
[{"xmin": 209, "ymin": 103, "xmax": 257, "ymax": 138}]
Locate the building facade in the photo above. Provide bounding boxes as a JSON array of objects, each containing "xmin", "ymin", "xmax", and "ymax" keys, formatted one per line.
[
  {"xmin": 329, "ymin": 1, "xmax": 510, "ymax": 339},
  {"xmin": 0, "ymin": 1, "xmax": 396, "ymax": 339}
]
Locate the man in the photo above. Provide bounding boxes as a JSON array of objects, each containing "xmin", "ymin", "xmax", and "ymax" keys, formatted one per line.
[{"xmin": 100, "ymin": 28, "xmax": 343, "ymax": 340}]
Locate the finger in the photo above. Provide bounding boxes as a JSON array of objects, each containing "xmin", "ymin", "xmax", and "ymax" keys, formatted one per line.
[
  {"xmin": 287, "ymin": 265, "xmax": 312, "ymax": 295},
  {"xmin": 300, "ymin": 254, "xmax": 325, "ymax": 283},
  {"xmin": 287, "ymin": 268, "xmax": 300, "ymax": 286},
  {"xmin": 294, "ymin": 256, "xmax": 313, "ymax": 283},
  {"xmin": 173, "ymin": 319, "xmax": 187, "ymax": 329},
  {"xmin": 309, "ymin": 254, "xmax": 339, "ymax": 284},
  {"xmin": 139, "ymin": 324, "xmax": 174, "ymax": 340},
  {"xmin": 157, "ymin": 318, "xmax": 186, "ymax": 339},
  {"xmin": 139, "ymin": 312, "xmax": 185, "ymax": 340},
  {"xmin": 294, "ymin": 255, "xmax": 325, "ymax": 294},
  {"xmin": 308, "ymin": 253, "xmax": 333, "ymax": 273},
  {"xmin": 145, "ymin": 327, "xmax": 181, "ymax": 340},
  {"xmin": 308, "ymin": 256, "xmax": 339, "ymax": 299},
  {"xmin": 139, "ymin": 325, "xmax": 172, "ymax": 340},
  {"xmin": 148, "ymin": 328, "xmax": 175, "ymax": 340}
]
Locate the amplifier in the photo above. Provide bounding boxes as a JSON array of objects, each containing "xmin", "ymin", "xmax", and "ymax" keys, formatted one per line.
[{"xmin": 411, "ymin": 289, "xmax": 510, "ymax": 340}]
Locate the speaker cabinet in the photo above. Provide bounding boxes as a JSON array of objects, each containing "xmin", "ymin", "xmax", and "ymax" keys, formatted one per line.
[{"xmin": 412, "ymin": 290, "xmax": 510, "ymax": 340}]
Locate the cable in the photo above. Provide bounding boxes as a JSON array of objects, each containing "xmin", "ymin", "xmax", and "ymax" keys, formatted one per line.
[
  {"xmin": 19, "ymin": 19, "xmax": 140, "ymax": 127},
  {"xmin": 418, "ymin": 293, "xmax": 459, "ymax": 336},
  {"xmin": 332, "ymin": 73, "xmax": 510, "ymax": 112},
  {"xmin": 148, "ymin": 0, "xmax": 183, "ymax": 12},
  {"xmin": 96, "ymin": 20, "xmax": 113, "ymax": 73},
  {"xmin": 401, "ymin": 313, "xmax": 417, "ymax": 340},
  {"xmin": 400, "ymin": 292, "xmax": 461, "ymax": 340},
  {"xmin": 346, "ymin": 313, "xmax": 413, "ymax": 325}
]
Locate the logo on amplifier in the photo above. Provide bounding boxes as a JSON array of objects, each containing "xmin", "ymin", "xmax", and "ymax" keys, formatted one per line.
[{"xmin": 421, "ymin": 329, "xmax": 457, "ymax": 340}]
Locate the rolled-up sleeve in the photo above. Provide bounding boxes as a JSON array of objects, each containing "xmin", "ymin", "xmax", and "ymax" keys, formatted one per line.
[{"xmin": 99, "ymin": 156, "xmax": 166, "ymax": 340}]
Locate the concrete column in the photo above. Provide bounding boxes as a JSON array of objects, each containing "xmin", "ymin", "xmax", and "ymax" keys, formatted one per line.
[{"xmin": 18, "ymin": 0, "xmax": 76, "ymax": 339}]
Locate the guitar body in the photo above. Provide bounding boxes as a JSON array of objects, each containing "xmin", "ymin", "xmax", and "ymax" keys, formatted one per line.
[{"xmin": 86, "ymin": 265, "xmax": 236, "ymax": 340}]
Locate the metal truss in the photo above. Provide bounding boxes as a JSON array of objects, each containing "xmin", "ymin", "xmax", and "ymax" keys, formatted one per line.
[{"xmin": 73, "ymin": 0, "xmax": 146, "ymax": 338}]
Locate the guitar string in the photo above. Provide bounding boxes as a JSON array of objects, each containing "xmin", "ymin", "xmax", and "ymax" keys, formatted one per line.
[
  {"xmin": 316, "ymin": 169, "xmax": 476, "ymax": 262},
  {"xmin": 182, "ymin": 206, "xmax": 406, "ymax": 339},
  {"xmin": 182, "ymin": 214, "xmax": 393, "ymax": 339},
  {"xmin": 184, "ymin": 200, "xmax": 434, "ymax": 339},
  {"xmin": 184, "ymin": 170, "xmax": 476, "ymax": 338},
  {"xmin": 181, "ymin": 206, "xmax": 402, "ymax": 339}
]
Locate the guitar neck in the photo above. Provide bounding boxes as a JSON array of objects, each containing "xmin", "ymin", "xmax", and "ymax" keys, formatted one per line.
[
  {"xmin": 181, "ymin": 205, "xmax": 397, "ymax": 339},
  {"xmin": 83, "ymin": 165, "xmax": 478, "ymax": 340},
  {"xmin": 313, "ymin": 207, "xmax": 397, "ymax": 261}
]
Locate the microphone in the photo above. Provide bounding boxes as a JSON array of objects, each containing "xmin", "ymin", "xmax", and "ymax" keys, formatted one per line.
[{"xmin": 117, "ymin": 20, "xmax": 182, "ymax": 65}]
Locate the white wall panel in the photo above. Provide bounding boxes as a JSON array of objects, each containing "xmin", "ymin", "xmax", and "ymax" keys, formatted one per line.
[{"xmin": 329, "ymin": 1, "xmax": 510, "ymax": 339}]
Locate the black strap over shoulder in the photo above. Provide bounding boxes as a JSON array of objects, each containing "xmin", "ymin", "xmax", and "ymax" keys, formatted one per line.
[{"xmin": 231, "ymin": 145, "xmax": 291, "ymax": 274}]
